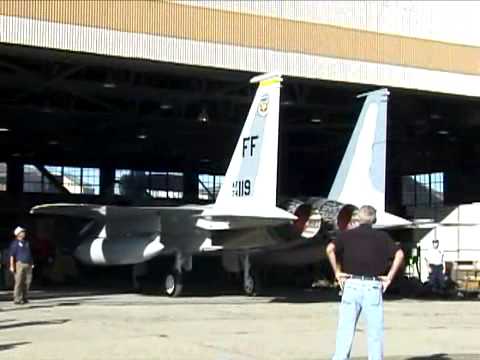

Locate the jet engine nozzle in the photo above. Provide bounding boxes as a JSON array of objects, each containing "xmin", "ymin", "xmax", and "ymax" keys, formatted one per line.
[
  {"xmin": 277, "ymin": 199, "xmax": 323, "ymax": 240},
  {"xmin": 312, "ymin": 200, "xmax": 359, "ymax": 232}
]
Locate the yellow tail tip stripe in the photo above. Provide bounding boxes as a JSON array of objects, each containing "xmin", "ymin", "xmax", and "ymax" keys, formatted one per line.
[{"xmin": 259, "ymin": 78, "xmax": 282, "ymax": 87}]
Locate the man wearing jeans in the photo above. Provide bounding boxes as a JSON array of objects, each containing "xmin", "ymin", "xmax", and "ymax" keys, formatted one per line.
[{"xmin": 326, "ymin": 205, "xmax": 404, "ymax": 360}]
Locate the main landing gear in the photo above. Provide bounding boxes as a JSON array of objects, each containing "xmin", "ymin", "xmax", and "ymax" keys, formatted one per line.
[
  {"xmin": 164, "ymin": 252, "xmax": 192, "ymax": 297},
  {"xmin": 163, "ymin": 252, "xmax": 261, "ymax": 297},
  {"xmin": 132, "ymin": 263, "xmax": 148, "ymax": 292},
  {"xmin": 242, "ymin": 253, "xmax": 261, "ymax": 296}
]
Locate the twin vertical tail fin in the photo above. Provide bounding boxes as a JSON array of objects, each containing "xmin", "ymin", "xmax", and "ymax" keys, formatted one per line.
[
  {"xmin": 327, "ymin": 88, "xmax": 410, "ymax": 227},
  {"xmin": 198, "ymin": 73, "xmax": 296, "ymax": 230},
  {"xmin": 328, "ymin": 88, "xmax": 389, "ymax": 213}
]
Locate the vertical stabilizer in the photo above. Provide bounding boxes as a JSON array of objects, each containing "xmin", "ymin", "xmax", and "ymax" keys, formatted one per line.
[
  {"xmin": 200, "ymin": 73, "xmax": 295, "ymax": 222},
  {"xmin": 328, "ymin": 89, "xmax": 389, "ymax": 212}
]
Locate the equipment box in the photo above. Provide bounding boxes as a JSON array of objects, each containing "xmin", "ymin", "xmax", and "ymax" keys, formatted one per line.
[{"xmin": 451, "ymin": 261, "xmax": 480, "ymax": 295}]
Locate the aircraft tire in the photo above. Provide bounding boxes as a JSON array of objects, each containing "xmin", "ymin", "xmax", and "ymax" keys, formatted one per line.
[
  {"xmin": 165, "ymin": 272, "xmax": 183, "ymax": 297},
  {"xmin": 243, "ymin": 269, "xmax": 261, "ymax": 296}
]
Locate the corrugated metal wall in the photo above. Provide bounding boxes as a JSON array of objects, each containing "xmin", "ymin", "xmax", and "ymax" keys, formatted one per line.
[
  {"xmin": 0, "ymin": 0, "xmax": 479, "ymax": 76},
  {"xmin": 177, "ymin": 1, "xmax": 480, "ymax": 47}
]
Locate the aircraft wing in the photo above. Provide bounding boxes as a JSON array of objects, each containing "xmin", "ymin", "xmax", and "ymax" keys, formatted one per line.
[
  {"xmin": 31, "ymin": 203, "xmax": 107, "ymax": 219},
  {"xmin": 30, "ymin": 203, "xmax": 205, "ymax": 220}
]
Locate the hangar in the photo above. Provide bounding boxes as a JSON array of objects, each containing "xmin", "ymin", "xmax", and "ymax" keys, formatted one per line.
[{"xmin": 0, "ymin": 1, "xmax": 480, "ymax": 291}]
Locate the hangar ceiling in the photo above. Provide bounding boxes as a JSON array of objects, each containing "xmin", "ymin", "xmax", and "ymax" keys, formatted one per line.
[{"xmin": 0, "ymin": 44, "xmax": 479, "ymax": 198}]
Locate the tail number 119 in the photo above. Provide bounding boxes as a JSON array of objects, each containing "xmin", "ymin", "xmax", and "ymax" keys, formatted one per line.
[{"xmin": 232, "ymin": 179, "xmax": 251, "ymax": 197}]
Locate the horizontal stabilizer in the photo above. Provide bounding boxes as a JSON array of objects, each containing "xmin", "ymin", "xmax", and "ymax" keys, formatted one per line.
[
  {"xmin": 199, "ymin": 238, "xmax": 223, "ymax": 251},
  {"xmin": 374, "ymin": 211, "xmax": 411, "ymax": 229},
  {"xmin": 198, "ymin": 206, "xmax": 296, "ymax": 230}
]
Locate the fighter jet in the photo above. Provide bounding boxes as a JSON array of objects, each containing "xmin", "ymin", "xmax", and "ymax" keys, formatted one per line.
[{"xmin": 31, "ymin": 73, "xmax": 409, "ymax": 296}]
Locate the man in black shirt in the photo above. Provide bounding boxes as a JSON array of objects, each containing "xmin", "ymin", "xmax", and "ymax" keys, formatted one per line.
[{"xmin": 326, "ymin": 205, "xmax": 404, "ymax": 360}]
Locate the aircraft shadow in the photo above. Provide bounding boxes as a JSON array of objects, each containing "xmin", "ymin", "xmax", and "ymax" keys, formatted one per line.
[
  {"xmin": 0, "ymin": 319, "xmax": 69, "ymax": 330},
  {"xmin": 268, "ymin": 288, "xmax": 341, "ymax": 303},
  {"xmin": 0, "ymin": 341, "xmax": 30, "ymax": 352},
  {"xmin": 0, "ymin": 283, "xmax": 477, "ymax": 303},
  {"xmin": 0, "ymin": 287, "xmax": 130, "ymax": 302},
  {"xmin": 269, "ymin": 287, "xmax": 480, "ymax": 304},
  {"xmin": 1, "ymin": 303, "xmax": 85, "ymax": 312},
  {"xmin": 137, "ymin": 281, "xmax": 338, "ymax": 300}
]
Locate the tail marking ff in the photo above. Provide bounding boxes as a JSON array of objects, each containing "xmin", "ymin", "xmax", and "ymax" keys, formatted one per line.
[{"xmin": 199, "ymin": 73, "xmax": 296, "ymax": 229}]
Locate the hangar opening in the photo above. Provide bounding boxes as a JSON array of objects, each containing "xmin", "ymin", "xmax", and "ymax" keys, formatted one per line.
[{"xmin": 0, "ymin": 42, "xmax": 479, "ymax": 292}]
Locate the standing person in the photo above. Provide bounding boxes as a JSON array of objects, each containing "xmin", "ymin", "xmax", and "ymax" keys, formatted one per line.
[
  {"xmin": 9, "ymin": 226, "xmax": 34, "ymax": 305},
  {"xmin": 337, "ymin": 211, "xmax": 361, "ymax": 296},
  {"xmin": 424, "ymin": 239, "xmax": 445, "ymax": 293},
  {"xmin": 326, "ymin": 205, "xmax": 404, "ymax": 360}
]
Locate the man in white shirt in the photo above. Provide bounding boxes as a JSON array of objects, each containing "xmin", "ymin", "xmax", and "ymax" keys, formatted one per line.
[{"xmin": 424, "ymin": 239, "xmax": 445, "ymax": 293}]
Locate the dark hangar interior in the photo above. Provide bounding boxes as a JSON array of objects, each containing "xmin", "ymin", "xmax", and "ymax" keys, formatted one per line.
[{"xmin": 0, "ymin": 43, "xmax": 480, "ymax": 241}]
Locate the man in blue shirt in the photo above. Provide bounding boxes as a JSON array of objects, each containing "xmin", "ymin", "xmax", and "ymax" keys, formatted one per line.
[{"xmin": 9, "ymin": 226, "xmax": 34, "ymax": 304}]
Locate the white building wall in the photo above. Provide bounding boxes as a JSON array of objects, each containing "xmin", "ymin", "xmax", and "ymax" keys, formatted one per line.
[
  {"xmin": 418, "ymin": 203, "xmax": 480, "ymax": 282},
  {"xmin": 177, "ymin": 1, "xmax": 480, "ymax": 47}
]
